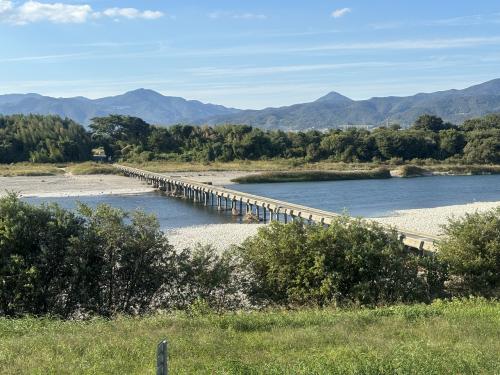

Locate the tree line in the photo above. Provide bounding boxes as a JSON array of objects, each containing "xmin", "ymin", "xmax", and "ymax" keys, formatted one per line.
[
  {"xmin": 0, "ymin": 194, "xmax": 498, "ymax": 318},
  {"xmin": 0, "ymin": 114, "xmax": 91, "ymax": 163},
  {"xmin": 1, "ymin": 113, "xmax": 499, "ymax": 164}
]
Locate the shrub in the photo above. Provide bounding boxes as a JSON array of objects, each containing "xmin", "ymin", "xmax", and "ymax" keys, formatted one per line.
[
  {"xmin": 439, "ymin": 207, "xmax": 500, "ymax": 297},
  {"xmin": 0, "ymin": 194, "xmax": 179, "ymax": 317},
  {"xmin": 237, "ymin": 218, "xmax": 437, "ymax": 307},
  {"xmin": 0, "ymin": 195, "xmax": 243, "ymax": 318},
  {"xmin": 173, "ymin": 245, "xmax": 247, "ymax": 313}
]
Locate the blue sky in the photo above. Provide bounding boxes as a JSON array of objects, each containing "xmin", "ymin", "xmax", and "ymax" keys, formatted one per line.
[{"xmin": 1, "ymin": 0, "xmax": 500, "ymax": 108}]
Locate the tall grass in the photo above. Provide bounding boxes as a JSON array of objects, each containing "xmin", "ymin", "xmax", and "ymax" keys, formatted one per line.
[
  {"xmin": 67, "ymin": 162, "xmax": 120, "ymax": 175},
  {"xmin": 231, "ymin": 168, "xmax": 391, "ymax": 183},
  {"xmin": 0, "ymin": 163, "xmax": 64, "ymax": 177},
  {"xmin": 0, "ymin": 299, "xmax": 498, "ymax": 374},
  {"xmin": 121, "ymin": 159, "xmax": 383, "ymax": 172}
]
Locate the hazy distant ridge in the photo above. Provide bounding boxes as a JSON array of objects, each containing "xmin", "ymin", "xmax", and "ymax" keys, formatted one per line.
[
  {"xmin": 0, "ymin": 89, "xmax": 240, "ymax": 126},
  {"xmin": 1, "ymin": 79, "xmax": 500, "ymax": 129},
  {"xmin": 204, "ymin": 79, "xmax": 500, "ymax": 129}
]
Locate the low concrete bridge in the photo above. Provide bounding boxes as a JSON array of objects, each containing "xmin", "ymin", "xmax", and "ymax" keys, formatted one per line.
[{"xmin": 115, "ymin": 164, "xmax": 439, "ymax": 252}]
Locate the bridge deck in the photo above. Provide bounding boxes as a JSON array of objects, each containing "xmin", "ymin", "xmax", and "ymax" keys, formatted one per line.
[{"xmin": 115, "ymin": 164, "xmax": 439, "ymax": 252}]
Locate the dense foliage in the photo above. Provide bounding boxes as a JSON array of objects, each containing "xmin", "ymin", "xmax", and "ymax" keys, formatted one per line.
[
  {"xmin": 90, "ymin": 113, "xmax": 499, "ymax": 164},
  {"xmin": 237, "ymin": 219, "xmax": 445, "ymax": 306},
  {"xmin": 0, "ymin": 114, "xmax": 92, "ymax": 163},
  {"xmin": 1, "ymin": 113, "xmax": 498, "ymax": 164},
  {"xmin": 439, "ymin": 207, "xmax": 500, "ymax": 298},
  {"xmin": 0, "ymin": 195, "xmax": 240, "ymax": 317}
]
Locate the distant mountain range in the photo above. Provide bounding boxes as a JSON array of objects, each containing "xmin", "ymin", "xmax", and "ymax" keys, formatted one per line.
[
  {"xmin": 1, "ymin": 79, "xmax": 500, "ymax": 130},
  {"xmin": 0, "ymin": 89, "xmax": 240, "ymax": 126}
]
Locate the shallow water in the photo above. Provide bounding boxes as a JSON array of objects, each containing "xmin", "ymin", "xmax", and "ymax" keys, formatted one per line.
[
  {"xmin": 25, "ymin": 174, "xmax": 500, "ymax": 229},
  {"xmin": 232, "ymin": 174, "xmax": 500, "ymax": 217},
  {"xmin": 25, "ymin": 191, "xmax": 239, "ymax": 230}
]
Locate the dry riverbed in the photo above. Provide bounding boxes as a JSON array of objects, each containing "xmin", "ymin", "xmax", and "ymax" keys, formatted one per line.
[
  {"xmin": 372, "ymin": 201, "xmax": 500, "ymax": 237},
  {"xmin": 0, "ymin": 174, "xmax": 155, "ymax": 197}
]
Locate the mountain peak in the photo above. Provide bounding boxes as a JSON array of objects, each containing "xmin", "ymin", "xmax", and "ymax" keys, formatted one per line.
[
  {"xmin": 122, "ymin": 88, "xmax": 165, "ymax": 98},
  {"xmin": 315, "ymin": 91, "xmax": 353, "ymax": 104}
]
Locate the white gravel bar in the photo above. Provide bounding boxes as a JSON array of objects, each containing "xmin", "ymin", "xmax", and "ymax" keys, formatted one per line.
[
  {"xmin": 166, "ymin": 223, "xmax": 265, "ymax": 252},
  {"xmin": 372, "ymin": 201, "xmax": 500, "ymax": 237},
  {"xmin": 0, "ymin": 174, "xmax": 154, "ymax": 198}
]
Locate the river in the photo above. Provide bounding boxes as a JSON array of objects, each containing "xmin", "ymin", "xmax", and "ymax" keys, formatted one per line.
[{"xmin": 25, "ymin": 174, "xmax": 500, "ymax": 230}]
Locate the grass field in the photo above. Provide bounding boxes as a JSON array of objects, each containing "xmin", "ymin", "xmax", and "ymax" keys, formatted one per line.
[
  {"xmin": 231, "ymin": 168, "xmax": 391, "ymax": 183},
  {"xmin": 0, "ymin": 163, "xmax": 65, "ymax": 177},
  {"xmin": 1, "ymin": 160, "xmax": 499, "ymax": 178},
  {"xmin": 66, "ymin": 162, "xmax": 121, "ymax": 175},
  {"xmin": 0, "ymin": 299, "xmax": 498, "ymax": 374},
  {"xmin": 121, "ymin": 159, "xmax": 382, "ymax": 172}
]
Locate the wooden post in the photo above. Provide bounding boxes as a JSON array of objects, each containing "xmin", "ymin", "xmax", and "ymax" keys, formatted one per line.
[{"xmin": 156, "ymin": 339, "xmax": 168, "ymax": 375}]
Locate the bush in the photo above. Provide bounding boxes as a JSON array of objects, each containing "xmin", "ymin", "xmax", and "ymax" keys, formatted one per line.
[
  {"xmin": 174, "ymin": 245, "xmax": 247, "ymax": 313},
  {"xmin": 237, "ymin": 218, "xmax": 438, "ymax": 307},
  {"xmin": 439, "ymin": 207, "xmax": 500, "ymax": 297},
  {"xmin": 0, "ymin": 195, "xmax": 242, "ymax": 318},
  {"xmin": 0, "ymin": 194, "xmax": 179, "ymax": 317}
]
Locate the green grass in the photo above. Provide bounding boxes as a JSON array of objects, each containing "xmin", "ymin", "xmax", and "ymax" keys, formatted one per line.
[
  {"xmin": 67, "ymin": 162, "xmax": 120, "ymax": 175},
  {"xmin": 0, "ymin": 163, "xmax": 65, "ymax": 177},
  {"xmin": 121, "ymin": 159, "xmax": 383, "ymax": 173},
  {"xmin": 1, "ymin": 160, "xmax": 499, "ymax": 178},
  {"xmin": 231, "ymin": 168, "xmax": 391, "ymax": 183},
  {"xmin": 0, "ymin": 299, "xmax": 498, "ymax": 374}
]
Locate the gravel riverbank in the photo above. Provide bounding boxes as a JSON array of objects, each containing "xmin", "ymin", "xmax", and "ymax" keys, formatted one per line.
[
  {"xmin": 166, "ymin": 201, "xmax": 500, "ymax": 252},
  {"xmin": 167, "ymin": 223, "xmax": 265, "ymax": 252},
  {"xmin": 0, "ymin": 174, "xmax": 155, "ymax": 197},
  {"xmin": 372, "ymin": 201, "xmax": 500, "ymax": 237}
]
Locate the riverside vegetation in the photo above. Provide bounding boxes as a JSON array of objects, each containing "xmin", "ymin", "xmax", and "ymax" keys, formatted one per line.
[
  {"xmin": 0, "ymin": 195, "xmax": 499, "ymax": 372},
  {"xmin": 1, "ymin": 196, "xmax": 498, "ymax": 314},
  {"xmin": 1, "ymin": 112, "xmax": 500, "ymax": 372}
]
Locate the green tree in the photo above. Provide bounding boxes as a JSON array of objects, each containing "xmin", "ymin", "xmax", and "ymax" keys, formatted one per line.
[{"xmin": 412, "ymin": 114, "xmax": 455, "ymax": 132}]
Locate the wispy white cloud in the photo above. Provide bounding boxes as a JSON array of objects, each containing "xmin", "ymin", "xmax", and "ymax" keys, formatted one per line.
[
  {"xmin": 208, "ymin": 11, "xmax": 267, "ymax": 20},
  {"xmin": 163, "ymin": 36, "xmax": 500, "ymax": 58},
  {"xmin": 187, "ymin": 62, "xmax": 398, "ymax": 77},
  {"xmin": 370, "ymin": 13, "xmax": 500, "ymax": 30},
  {"xmin": 0, "ymin": 0, "xmax": 13, "ymax": 14},
  {"xmin": 98, "ymin": 7, "xmax": 163, "ymax": 20},
  {"xmin": 0, "ymin": 1, "xmax": 164, "ymax": 25},
  {"xmin": 331, "ymin": 8, "xmax": 351, "ymax": 19},
  {"xmin": 0, "ymin": 52, "xmax": 90, "ymax": 62}
]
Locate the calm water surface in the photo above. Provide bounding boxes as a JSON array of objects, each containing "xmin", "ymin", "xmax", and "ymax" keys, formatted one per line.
[
  {"xmin": 234, "ymin": 174, "xmax": 500, "ymax": 217},
  {"xmin": 25, "ymin": 175, "xmax": 500, "ymax": 229}
]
